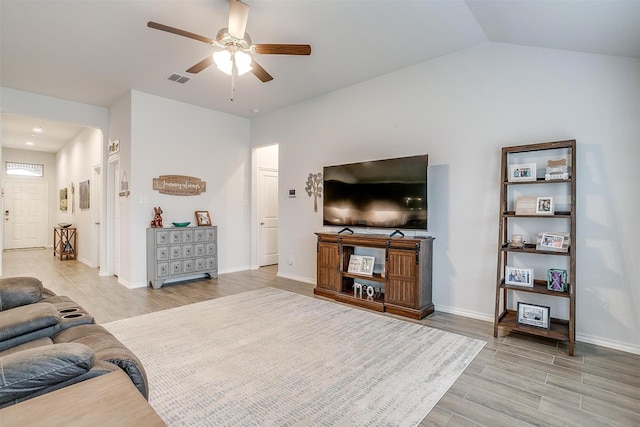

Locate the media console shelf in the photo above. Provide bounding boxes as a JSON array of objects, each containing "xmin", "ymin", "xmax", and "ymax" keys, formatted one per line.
[{"xmin": 314, "ymin": 232, "xmax": 434, "ymax": 320}]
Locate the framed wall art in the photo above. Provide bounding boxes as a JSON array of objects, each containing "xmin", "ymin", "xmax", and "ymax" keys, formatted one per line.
[
  {"xmin": 59, "ymin": 188, "xmax": 68, "ymax": 211},
  {"xmin": 79, "ymin": 180, "xmax": 90, "ymax": 210}
]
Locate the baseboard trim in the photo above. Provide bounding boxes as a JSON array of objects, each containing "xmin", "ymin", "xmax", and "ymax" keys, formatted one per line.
[
  {"xmin": 576, "ymin": 332, "xmax": 640, "ymax": 355},
  {"xmin": 435, "ymin": 304, "xmax": 494, "ymax": 322},
  {"xmin": 277, "ymin": 272, "xmax": 315, "ymax": 285}
]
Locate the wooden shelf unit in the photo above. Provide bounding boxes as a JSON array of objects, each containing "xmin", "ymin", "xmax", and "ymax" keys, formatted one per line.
[
  {"xmin": 315, "ymin": 232, "xmax": 434, "ymax": 320},
  {"xmin": 494, "ymin": 139, "xmax": 577, "ymax": 355}
]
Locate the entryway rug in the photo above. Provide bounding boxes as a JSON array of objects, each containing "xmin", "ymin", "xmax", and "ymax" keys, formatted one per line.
[{"xmin": 104, "ymin": 288, "xmax": 485, "ymax": 426}]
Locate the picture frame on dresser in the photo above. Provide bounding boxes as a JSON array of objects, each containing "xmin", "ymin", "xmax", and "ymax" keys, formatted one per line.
[{"xmin": 195, "ymin": 210, "xmax": 211, "ymax": 226}]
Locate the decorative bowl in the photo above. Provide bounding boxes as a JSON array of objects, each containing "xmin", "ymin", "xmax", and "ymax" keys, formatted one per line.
[
  {"xmin": 58, "ymin": 223, "xmax": 72, "ymax": 228},
  {"xmin": 172, "ymin": 222, "xmax": 190, "ymax": 228}
]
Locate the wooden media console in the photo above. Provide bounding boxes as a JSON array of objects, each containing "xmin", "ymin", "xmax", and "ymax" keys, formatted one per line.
[{"xmin": 314, "ymin": 232, "xmax": 434, "ymax": 320}]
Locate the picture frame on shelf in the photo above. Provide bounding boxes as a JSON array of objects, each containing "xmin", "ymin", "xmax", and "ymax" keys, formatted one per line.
[
  {"xmin": 516, "ymin": 302, "xmax": 551, "ymax": 330},
  {"xmin": 195, "ymin": 210, "xmax": 212, "ymax": 226},
  {"xmin": 535, "ymin": 196, "xmax": 554, "ymax": 215},
  {"xmin": 536, "ymin": 232, "xmax": 570, "ymax": 252},
  {"xmin": 347, "ymin": 255, "xmax": 375, "ymax": 276},
  {"xmin": 547, "ymin": 269, "xmax": 568, "ymax": 292},
  {"xmin": 505, "ymin": 266, "xmax": 534, "ymax": 287},
  {"xmin": 508, "ymin": 163, "xmax": 537, "ymax": 182},
  {"xmin": 515, "ymin": 196, "xmax": 537, "ymax": 215}
]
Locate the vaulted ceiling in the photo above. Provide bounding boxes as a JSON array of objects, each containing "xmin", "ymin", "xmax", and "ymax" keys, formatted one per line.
[{"xmin": 2, "ymin": 0, "xmax": 640, "ymax": 152}]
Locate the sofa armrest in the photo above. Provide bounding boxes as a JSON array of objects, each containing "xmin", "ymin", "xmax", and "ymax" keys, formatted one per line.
[
  {"xmin": 0, "ymin": 277, "xmax": 43, "ymax": 311},
  {"xmin": 0, "ymin": 303, "xmax": 59, "ymax": 342},
  {"xmin": 54, "ymin": 325, "xmax": 148, "ymax": 398},
  {"xmin": 0, "ymin": 342, "xmax": 94, "ymax": 406}
]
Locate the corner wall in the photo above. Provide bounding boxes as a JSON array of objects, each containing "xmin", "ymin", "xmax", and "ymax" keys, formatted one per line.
[{"xmin": 251, "ymin": 42, "xmax": 640, "ymax": 353}]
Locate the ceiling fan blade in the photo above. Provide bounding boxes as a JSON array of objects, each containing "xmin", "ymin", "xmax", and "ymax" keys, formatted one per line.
[
  {"xmin": 253, "ymin": 44, "xmax": 311, "ymax": 55},
  {"xmin": 186, "ymin": 56, "xmax": 214, "ymax": 74},
  {"xmin": 147, "ymin": 21, "xmax": 214, "ymax": 45},
  {"xmin": 250, "ymin": 59, "xmax": 273, "ymax": 82},
  {"xmin": 228, "ymin": 0, "xmax": 250, "ymax": 39}
]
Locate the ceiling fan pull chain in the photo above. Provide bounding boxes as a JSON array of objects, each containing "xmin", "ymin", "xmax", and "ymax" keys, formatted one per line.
[{"xmin": 230, "ymin": 53, "xmax": 237, "ymax": 101}]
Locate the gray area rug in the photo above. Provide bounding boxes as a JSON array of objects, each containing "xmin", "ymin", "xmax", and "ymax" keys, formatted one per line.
[{"xmin": 104, "ymin": 288, "xmax": 485, "ymax": 426}]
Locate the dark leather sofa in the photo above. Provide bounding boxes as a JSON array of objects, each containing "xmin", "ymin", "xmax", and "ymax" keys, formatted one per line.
[{"xmin": 0, "ymin": 276, "xmax": 148, "ymax": 408}]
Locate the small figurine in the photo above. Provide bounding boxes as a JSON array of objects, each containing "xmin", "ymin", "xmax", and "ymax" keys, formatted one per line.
[{"xmin": 150, "ymin": 206, "xmax": 163, "ymax": 228}]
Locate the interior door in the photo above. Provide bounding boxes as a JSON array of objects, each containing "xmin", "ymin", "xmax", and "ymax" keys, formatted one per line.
[
  {"xmin": 3, "ymin": 180, "xmax": 47, "ymax": 249},
  {"xmin": 112, "ymin": 160, "xmax": 120, "ymax": 276},
  {"xmin": 258, "ymin": 168, "xmax": 278, "ymax": 266},
  {"xmin": 92, "ymin": 165, "xmax": 101, "ymax": 268}
]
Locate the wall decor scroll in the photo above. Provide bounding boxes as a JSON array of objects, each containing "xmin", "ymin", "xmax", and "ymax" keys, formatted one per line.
[{"xmin": 152, "ymin": 175, "xmax": 207, "ymax": 196}]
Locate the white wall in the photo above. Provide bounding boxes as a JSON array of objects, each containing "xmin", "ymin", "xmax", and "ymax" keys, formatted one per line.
[
  {"xmin": 1, "ymin": 148, "xmax": 58, "ymax": 246},
  {"xmin": 251, "ymin": 42, "xmax": 640, "ymax": 353},
  {"xmin": 56, "ymin": 127, "xmax": 102, "ymax": 265},
  {"xmin": 125, "ymin": 91, "xmax": 251, "ymax": 287}
]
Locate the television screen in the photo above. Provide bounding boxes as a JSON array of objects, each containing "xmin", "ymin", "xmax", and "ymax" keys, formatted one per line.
[{"xmin": 323, "ymin": 155, "xmax": 428, "ymax": 230}]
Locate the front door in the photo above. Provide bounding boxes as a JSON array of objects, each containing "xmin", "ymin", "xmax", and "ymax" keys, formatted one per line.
[{"xmin": 3, "ymin": 180, "xmax": 47, "ymax": 249}]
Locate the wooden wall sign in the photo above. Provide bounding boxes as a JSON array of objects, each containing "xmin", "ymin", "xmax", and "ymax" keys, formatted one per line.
[{"xmin": 152, "ymin": 175, "xmax": 207, "ymax": 196}]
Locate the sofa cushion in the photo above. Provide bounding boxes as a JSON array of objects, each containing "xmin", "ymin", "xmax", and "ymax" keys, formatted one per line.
[
  {"xmin": 0, "ymin": 277, "xmax": 43, "ymax": 311},
  {"xmin": 0, "ymin": 342, "xmax": 94, "ymax": 405}
]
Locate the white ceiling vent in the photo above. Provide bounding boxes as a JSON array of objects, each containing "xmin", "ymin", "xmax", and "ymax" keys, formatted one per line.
[{"xmin": 168, "ymin": 73, "xmax": 191, "ymax": 84}]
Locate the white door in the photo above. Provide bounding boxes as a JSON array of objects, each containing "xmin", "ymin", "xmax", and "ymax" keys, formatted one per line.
[
  {"xmin": 92, "ymin": 165, "xmax": 101, "ymax": 268},
  {"xmin": 3, "ymin": 180, "xmax": 47, "ymax": 249},
  {"xmin": 113, "ymin": 161, "xmax": 120, "ymax": 276},
  {"xmin": 258, "ymin": 168, "xmax": 278, "ymax": 266}
]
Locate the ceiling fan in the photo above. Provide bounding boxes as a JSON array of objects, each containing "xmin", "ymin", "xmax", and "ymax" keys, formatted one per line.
[{"xmin": 148, "ymin": 0, "xmax": 311, "ymax": 97}]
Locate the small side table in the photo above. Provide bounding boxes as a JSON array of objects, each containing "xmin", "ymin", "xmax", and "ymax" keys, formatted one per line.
[{"xmin": 53, "ymin": 227, "xmax": 76, "ymax": 260}]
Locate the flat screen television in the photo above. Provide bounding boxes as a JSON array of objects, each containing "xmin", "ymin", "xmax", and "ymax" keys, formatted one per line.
[{"xmin": 323, "ymin": 154, "xmax": 428, "ymax": 230}]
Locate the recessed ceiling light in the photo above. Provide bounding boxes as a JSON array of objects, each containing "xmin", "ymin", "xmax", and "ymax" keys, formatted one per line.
[
  {"xmin": 250, "ymin": 108, "xmax": 260, "ymax": 114},
  {"xmin": 32, "ymin": 125, "xmax": 43, "ymax": 133},
  {"xmin": 26, "ymin": 141, "xmax": 34, "ymax": 146}
]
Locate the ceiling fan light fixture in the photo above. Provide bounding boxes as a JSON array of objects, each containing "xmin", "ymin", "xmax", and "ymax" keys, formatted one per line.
[
  {"xmin": 213, "ymin": 50, "xmax": 232, "ymax": 74},
  {"xmin": 213, "ymin": 49, "xmax": 252, "ymax": 76},
  {"xmin": 234, "ymin": 51, "xmax": 252, "ymax": 75}
]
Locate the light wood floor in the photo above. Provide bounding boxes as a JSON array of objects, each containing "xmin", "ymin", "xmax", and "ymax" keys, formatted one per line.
[{"xmin": 3, "ymin": 248, "xmax": 639, "ymax": 426}]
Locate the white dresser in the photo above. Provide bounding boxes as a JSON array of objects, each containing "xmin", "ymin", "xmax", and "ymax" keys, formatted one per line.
[{"xmin": 146, "ymin": 226, "xmax": 218, "ymax": 289}]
